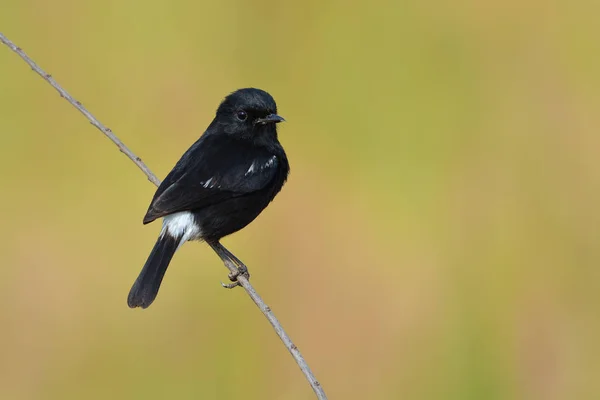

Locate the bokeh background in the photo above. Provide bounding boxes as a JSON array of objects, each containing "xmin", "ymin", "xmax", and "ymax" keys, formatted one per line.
[{"xmin": 1, "ymin": 1, "xmax": 599, "ymax": 399}]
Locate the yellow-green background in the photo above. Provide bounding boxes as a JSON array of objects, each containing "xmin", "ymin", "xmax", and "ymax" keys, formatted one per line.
[{"xmin": 1, "ymin": 1, "xmax": 598, "ymax": 399}]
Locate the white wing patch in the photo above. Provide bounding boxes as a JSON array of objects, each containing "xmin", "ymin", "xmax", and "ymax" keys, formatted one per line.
[
  {"xmin": 246, "ymin": 156, "xmax": 277, "ymax": 177},
  {"xmin": 202, "ymin": 177, "xmax": 214, "ymax": 188},
  {"xmin": 245, "ymin": 162, "xmax": 257, "ymax": 176},
  {"xmin": 160, "ymin": 211, "xmax": 202, "ymax": 245},
  {"xmin": 264, "ymin": 156, "xmax": 276, "ymax": 168},
  {"xmin": 200, "ymin": 177, "xmax": 217, "ymax": 189}
]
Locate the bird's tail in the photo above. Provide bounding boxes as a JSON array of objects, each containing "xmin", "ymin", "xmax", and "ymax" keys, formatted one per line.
[{"xmin": 127, "ymin": 233, "xmax": 182, "ymax": 309}]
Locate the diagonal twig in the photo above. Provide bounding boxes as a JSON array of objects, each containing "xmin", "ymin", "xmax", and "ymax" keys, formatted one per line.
[{"xmin": 0, "ymin": 32, "xmax": 327, "ymax": 400}]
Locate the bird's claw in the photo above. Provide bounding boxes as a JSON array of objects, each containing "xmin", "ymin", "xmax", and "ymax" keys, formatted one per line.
[
  {"xmin": 220, "ymin": 266, "xmax": 250, "ymax": 289},
  {"xmin": 220, "ymin": 281, "xmax": 240, "ymax": 289}
]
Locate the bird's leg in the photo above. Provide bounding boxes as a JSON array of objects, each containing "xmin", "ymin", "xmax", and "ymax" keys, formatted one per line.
[
  {"xmin": 218, "ymin": 245, "xmax": 248, "ymax": 275},
  {"xmin": 218, "ymin": 243, "xmax": 250, "ymax": 287},
  {"xmin": 207, "ymin": 241, "xmax": 241, "ymax": 288},
  {"xmin": 207, "ymin": 241, "xmax": 250, "ymax": 289}
]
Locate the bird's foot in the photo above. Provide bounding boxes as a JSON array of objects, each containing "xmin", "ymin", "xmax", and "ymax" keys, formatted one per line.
[{"xmin": 221, "ymin": 265, "xmax": 250, "ymax": 289}]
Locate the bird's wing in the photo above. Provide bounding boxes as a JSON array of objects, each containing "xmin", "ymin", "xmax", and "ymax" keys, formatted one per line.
[{"xmin": 143, "ymin": 135, "xmax": 279, "ymax": 224}]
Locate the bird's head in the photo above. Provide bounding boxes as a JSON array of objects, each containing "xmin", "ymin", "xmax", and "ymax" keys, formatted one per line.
[{"xmin": 215, "ymin": 88, "xmax": 285, "ymax": 139}]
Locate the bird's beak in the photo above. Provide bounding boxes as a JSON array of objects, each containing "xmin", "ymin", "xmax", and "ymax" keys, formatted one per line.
[{"xmin": 255, "ymin": 114, "xmax": 285, "ymax": 125}]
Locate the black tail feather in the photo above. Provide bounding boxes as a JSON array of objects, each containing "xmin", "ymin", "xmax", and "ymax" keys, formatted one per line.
[{"xmin": 128, "ymin": 233, "xmax": 182, "ymax": 309}]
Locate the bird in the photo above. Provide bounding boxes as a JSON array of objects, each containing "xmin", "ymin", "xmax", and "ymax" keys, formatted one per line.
[{"xmin": 127, "ymin": 88, "xmax": 289, "ymax": 309}]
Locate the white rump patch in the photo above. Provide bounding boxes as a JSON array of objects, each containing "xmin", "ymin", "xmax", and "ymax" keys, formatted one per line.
[{"xmin": 160, "ymin": 211, "xmax": 202, "ymax": 245}]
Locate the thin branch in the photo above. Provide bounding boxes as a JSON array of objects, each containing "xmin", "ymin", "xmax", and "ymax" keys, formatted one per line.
[
  {"xmin": 0, "ymin": 32, "xmax": 327, "ymax": 400},
  {"xmin": 0, "ymin": 33, "xmax": 160, "ymax": 187}
]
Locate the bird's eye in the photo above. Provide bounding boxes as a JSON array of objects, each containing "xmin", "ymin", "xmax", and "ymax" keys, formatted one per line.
[{"xmin": 236, "ymin": 111, "xmax": 248, "ymax": 121}]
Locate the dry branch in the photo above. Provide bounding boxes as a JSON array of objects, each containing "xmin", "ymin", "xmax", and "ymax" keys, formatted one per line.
[{"xmin": 0, "ymin": 32, "xmax": 327, "ymax": 400}]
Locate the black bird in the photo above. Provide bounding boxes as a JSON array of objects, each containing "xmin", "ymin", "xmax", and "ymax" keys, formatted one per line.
[{"xmin": 128, "ymin": 88, "xmax": 289, "ymax": 309}]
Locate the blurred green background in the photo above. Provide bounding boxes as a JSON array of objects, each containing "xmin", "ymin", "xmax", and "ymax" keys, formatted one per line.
[{"xmin": 1, "ymin": 1, "xmax": 599, "ymax": 399}]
